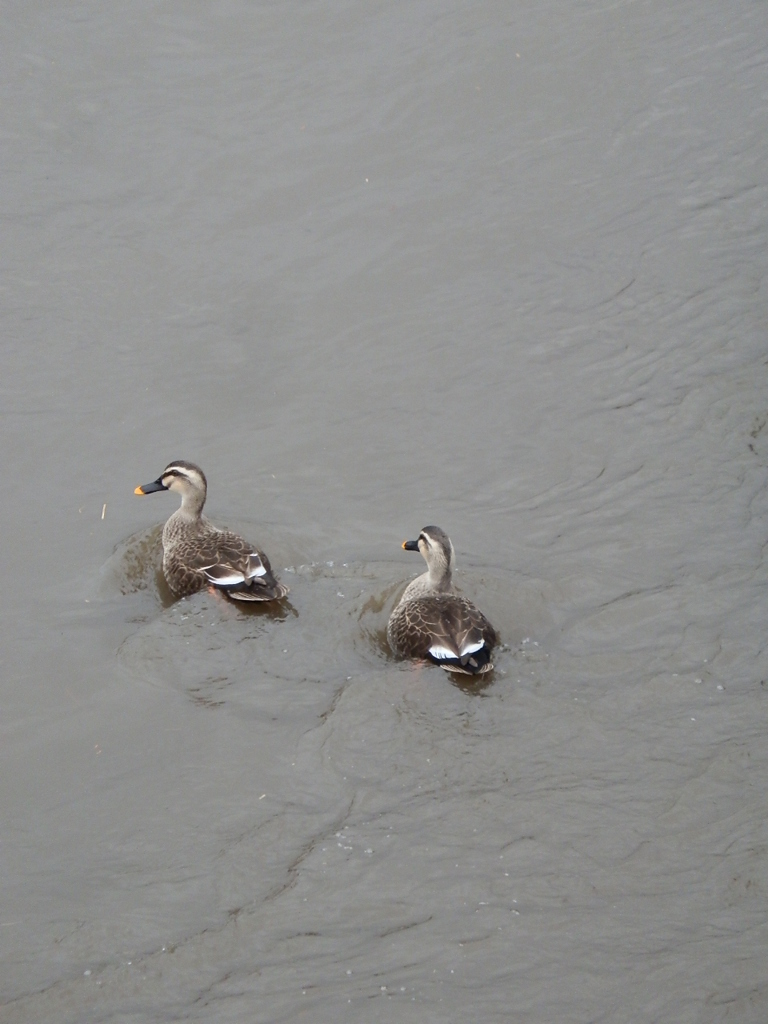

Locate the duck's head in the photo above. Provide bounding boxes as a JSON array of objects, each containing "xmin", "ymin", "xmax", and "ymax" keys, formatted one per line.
[
  {"xmin": 135, "ymin": 461, "xmax": 207, "ymax": 513},
  {"xmin": 402, "ymin": 525, "xmax": 455, "ymax": 582}
]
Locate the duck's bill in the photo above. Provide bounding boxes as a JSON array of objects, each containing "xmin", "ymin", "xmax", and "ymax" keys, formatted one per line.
[
  {"xmin": 402, "ymin": 539, "xmax": 419, "ymax": 551},
  {"xmin": 134, "ymin": 479, "xmax": 167, "ymax": 495}
]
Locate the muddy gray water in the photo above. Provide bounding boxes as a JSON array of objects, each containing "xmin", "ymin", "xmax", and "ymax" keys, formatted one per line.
[{"xmin": 2, "ymin": 1, "xmax": 768, "ymax": 1021}]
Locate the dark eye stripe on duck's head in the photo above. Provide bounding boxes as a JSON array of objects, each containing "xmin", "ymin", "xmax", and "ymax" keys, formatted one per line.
[
  {"xmin": 419, "ymin": 525, "xmax": 451, "ymax": 551},
  {"xmin": 416, "ymin": 527, "xmax": 455, "ymax": 574},
  {"xmin": 161, "ymin": 461, "xmax": 207, "ymax": 490},
  {"xmin": 135, "ymin": 460, "xmax": 208, "ymax": 496}
]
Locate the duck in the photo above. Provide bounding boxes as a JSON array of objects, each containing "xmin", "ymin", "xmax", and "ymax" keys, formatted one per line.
[
  {"xmin": 387, "ymin": 525, "xmax": 497, "ymax": 674},
  {"xmin": 134, "ymin": 460, "xmax": 289, "ymax": 602}
]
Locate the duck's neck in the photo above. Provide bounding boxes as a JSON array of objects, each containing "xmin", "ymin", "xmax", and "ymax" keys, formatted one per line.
[
  {"xmin": 178, "ymin": 488, "xmax": 206, "ymax": 521},
  {"xmin": 427, "ymin": 564, "xmax": 452, "ymax": 593}
]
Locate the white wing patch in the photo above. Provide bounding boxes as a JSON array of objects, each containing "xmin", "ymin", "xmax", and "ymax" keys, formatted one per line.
[
  {"xmin": 246, "ymin": 554, "xmax": 268, "ymax": 578},
  {"xmin": 201, "ymin": 565, "xmax": 246, "ymax": 586},
  {"xmin": 201, "ymin": 556, "xmax": 268, "ymax": 588},
  {"xmin": 429, "ymin": 644, "xmax": 457, "ymax": 661},
  {"xmin": 460, "ymin": 639, "xmax": 485, "ymax": 656}
]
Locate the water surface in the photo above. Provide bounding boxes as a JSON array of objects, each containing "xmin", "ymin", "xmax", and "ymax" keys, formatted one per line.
[{"xmin": 2, "ymin": 1, "xmax": 768, "ymax": 1021}]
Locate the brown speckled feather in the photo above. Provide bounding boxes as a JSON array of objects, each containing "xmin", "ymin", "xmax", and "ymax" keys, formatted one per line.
[
  {"xmin": 387, "ymin": 593, "xmax": 497, "ymax": 674},
  {"xmin": 162, "ymin": 517, "xmax": 288, "ymax": 601}
]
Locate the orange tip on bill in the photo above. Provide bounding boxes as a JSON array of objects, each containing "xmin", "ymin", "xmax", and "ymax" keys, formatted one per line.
[
  {"xmin": 402, "ymin": 540, "xmax": 408, "ymax": 549},
  {"xmin": 134, "ymin": 485, "xmax": 145, "ymax": 495}
]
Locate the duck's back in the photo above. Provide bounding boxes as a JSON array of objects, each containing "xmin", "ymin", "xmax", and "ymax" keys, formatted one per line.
[{"xmin": 387, "ymin": 591, "xmax": 497, "ymax": 673}]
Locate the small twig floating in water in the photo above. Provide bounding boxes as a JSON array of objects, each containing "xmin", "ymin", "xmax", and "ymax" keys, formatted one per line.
[{"xmin": 101, "ymin": 503, "xmax": 107, "ymax": 520}]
